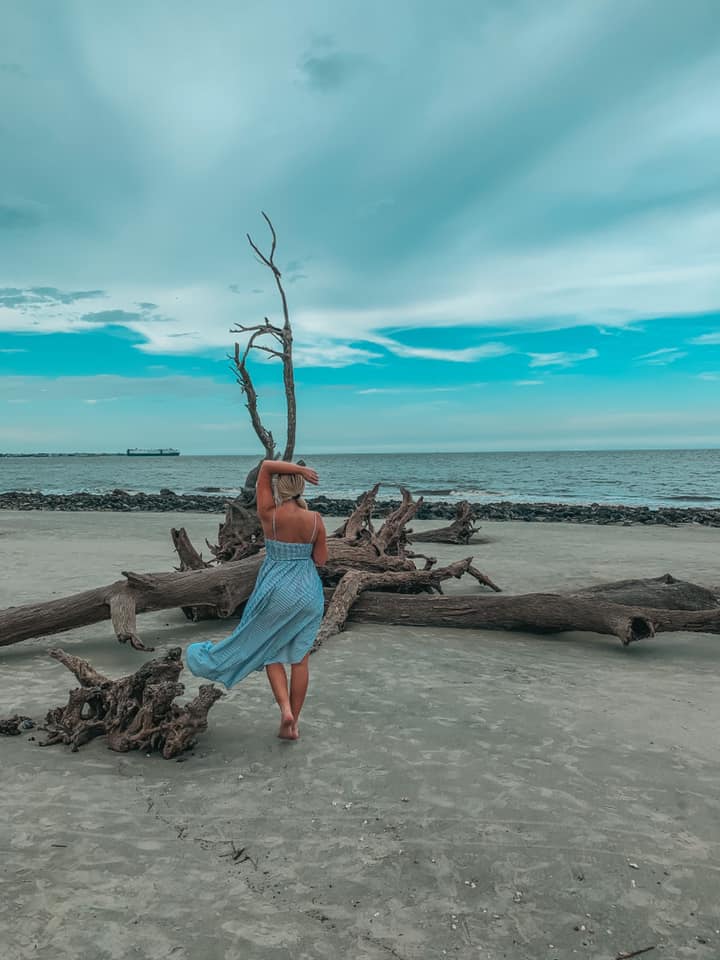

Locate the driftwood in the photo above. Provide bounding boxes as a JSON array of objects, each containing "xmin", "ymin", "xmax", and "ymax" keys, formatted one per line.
[
  {"xmin": 371, "ymin": 486, "xmax": 422, "ymax": 556},
  {"xmin": 1, "ymin": 481, "xmax": 719, "ymax": 656},
  {"xmin": 207, "ymin": 501, "xmax": 264, "ymax": 564},
  {"xmin": 410, "ymin": 500, "xmax": 479, "ymax": 545},
  {"xmin": 0, "ymin": 518, "xmax": 428, "ymax": 650},
  {"xmin": 316, "ymin": 558, "xmax": 502, "ymax": 647},
  {"xmin": 569, "ymin": 573, "xmax": 719, "ymax": 610},
  {"xmin": 38, "ymin": 647, "xmax": 222, "ymax": 758},
  {"xmin": 170, "ymin": 501, "xmax": 263, "ymax": 621},
  {"xmin": 0, "ymin": 556, "xmax": 265, "ymax": 649},
  {"xmin": 332, "ymin": 483, "xmax": 380, "ymax": 541},
  {"xmin": 342, "ymin": 591, "xmax": 720, "ymax": 646}
]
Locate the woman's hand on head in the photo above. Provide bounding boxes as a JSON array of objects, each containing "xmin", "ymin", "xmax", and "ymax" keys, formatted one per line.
[{"xmin": 300, "ymin": 466, "xmax": 319, "ymax": 485}]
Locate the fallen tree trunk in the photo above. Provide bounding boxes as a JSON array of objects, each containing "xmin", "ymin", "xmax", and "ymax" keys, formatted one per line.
[
  {"xmin": 0, "ymin": 539, "xmax": 424, "ymax": 649},
  {"xmin": 38, "ymin": 647, "xmax": 223, "ymax": 757},
  {"xmin": 0, "ymin": 556, "xmax": 264, "ymax": 649},
  {"xmin": 409, "ymin": 500, "xmax": 479, "ymax": 545},
  {"xmin": 342, "ymin": 592, "xmax": 720, "ymax": 646},
  {"xmin": 2, "ymin": 562, "xmax": 718, "ymax": 651}
]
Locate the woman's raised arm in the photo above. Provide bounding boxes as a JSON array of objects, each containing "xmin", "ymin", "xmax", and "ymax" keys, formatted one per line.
[{"xmin": 255, "ymin": 460, "xmax": 319, "ymax": 518}]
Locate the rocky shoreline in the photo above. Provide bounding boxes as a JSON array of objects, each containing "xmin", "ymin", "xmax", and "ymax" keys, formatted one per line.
[{"xmin": 0, "ymin": 489, "xmax": 719, "ymax": 526}]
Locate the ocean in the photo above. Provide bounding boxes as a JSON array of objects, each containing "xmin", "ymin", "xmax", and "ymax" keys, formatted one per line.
[{"xmin": 0, "ymin": 449, "xmax": 718, "ymax": 508}]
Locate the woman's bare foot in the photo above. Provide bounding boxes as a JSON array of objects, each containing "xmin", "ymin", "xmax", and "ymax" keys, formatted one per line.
[
  {"xmin": 290, "ymin": 722, "xmax": 300, "ymax": 740},
  {"xmin": 278, "ymin": 709, "xmax": 296, "ymax": 740}
]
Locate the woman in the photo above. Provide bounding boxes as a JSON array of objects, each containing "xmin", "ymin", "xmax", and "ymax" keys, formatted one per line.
[{"xmin": 186, "ymin": 460, "xmax": 327, "ymax": 740}]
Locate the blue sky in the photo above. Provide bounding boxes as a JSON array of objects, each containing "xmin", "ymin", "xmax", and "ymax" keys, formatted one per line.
[{"xmin": 1, "ymin": 0, "xmax": 719, "ymax": 454}]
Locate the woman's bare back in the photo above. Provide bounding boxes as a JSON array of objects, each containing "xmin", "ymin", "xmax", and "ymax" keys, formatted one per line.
[
  {"xmin": 264, "ymin": 503, "xmax": 318, "ymax": 543},
  {"xmin": 255, "ymin": 459, "xmax": 329, "ymax": 565}
]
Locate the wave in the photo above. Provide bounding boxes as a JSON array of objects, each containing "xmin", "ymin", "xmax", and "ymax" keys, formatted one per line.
[
  {"xmin": 448, "ymin": 489, "xmax": 509, "ymax": 498},
  {"xmin": 664, "ymin": 494, "xmax": 720, "ymax": 502},
  {"xmin": 194, "ymin": 486, "xmax": 243, "ymax": 494}
]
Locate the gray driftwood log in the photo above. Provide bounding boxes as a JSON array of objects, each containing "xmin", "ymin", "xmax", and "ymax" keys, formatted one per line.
[
  {"xmin": 409, "ymin": 500, "xmax": 479, "ymax": 545},
  {"xmin": 342, "ymin": 589, "xmax": 720, "ymax": 646}
]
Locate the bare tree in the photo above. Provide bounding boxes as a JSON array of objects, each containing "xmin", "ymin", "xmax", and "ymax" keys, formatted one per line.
[{"xmin": 231, "ymin": 213, "xmax": 297, "ymax": 484}]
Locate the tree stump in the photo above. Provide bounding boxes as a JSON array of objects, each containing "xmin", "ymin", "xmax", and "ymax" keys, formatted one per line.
[
  {"xmin": 40, "ymin": 647, "xmax": 223, "ymax": 758},
  {"xmin": 410, "ymin": 500, "xmax": 479, "ymax": 545}
]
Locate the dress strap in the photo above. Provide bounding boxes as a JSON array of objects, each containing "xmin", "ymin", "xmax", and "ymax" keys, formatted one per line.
[{"xmin": 311, "ymin": 511, "xmax": 318, "ymax": 542}]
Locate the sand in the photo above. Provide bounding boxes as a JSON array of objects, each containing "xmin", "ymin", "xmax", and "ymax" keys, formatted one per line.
[{"xmin": 1, "ymin": 510, "xmax": 719, "ymax": 960}]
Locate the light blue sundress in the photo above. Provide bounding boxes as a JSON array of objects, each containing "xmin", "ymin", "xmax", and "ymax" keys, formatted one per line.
[{"xmin": 185, "ymin": 511, "xmax": 324, "ymax": 689}]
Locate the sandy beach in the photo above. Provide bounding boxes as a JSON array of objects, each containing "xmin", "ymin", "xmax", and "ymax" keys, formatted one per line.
[{"xmin": 1, "ymin": 510, "xmax": 719, "ymax": 960}]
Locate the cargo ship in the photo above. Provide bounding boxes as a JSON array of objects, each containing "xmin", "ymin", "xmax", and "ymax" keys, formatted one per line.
[{"xmin": 126, "ymin": 448, "xmax": 180, "ymax": 457}]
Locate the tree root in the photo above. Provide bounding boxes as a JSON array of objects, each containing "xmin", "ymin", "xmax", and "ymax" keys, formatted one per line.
[{"xmin": 39, "ymin": 647, "xmax": 223, "ymax": 758}]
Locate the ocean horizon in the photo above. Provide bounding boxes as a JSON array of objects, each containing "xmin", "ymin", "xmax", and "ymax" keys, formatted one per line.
[{"xmin": 1, "ymin": 448, "xmax": 718, "ymax": 509}]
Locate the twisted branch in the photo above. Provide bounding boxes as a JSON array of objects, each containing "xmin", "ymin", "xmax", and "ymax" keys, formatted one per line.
[{"xmin": 231, "ymin": 212, "xmax": 296, "ymax": 464}]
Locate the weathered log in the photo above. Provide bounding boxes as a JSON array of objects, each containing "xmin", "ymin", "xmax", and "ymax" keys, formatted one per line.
[
  {"xmin": 410, "ymin": 500, "xmax": 479, "ymax": 545},
  {"xmin": 0, "ymin": 538, "xmax": 427, "ymax": 649},
  {"xmin": 569, "ymin": 573, "xmax": 719, "ymax": 610},
  {"xmin": 332, "ymin": 484, "xmax": 380, "ymax": 541},
  {"xmin": 341, "ymin": 592, "xmax": 720, "ymax": 646},
  {"xmin": 39, "ymin": 646, "xmax": 223, "ymax": 758},
  {"xmin": 0, "ymin": 556, "xmax": 265, "ymax": 649},
  {"xmin": 371, "ymin": 487, "xmax": 422, "ymax": 556},
  {"xmin": 171, "ymin": 526, "xmax": 221, "ymax": 622},
  {"xmin": 316, "ymin": 557, "xmax": 502, "ymax": 647},
  {"xmin": 171, "ymin": 527, "xmax": 211, "ymax": 571}
]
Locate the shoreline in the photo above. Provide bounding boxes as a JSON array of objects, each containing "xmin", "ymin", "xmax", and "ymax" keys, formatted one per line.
[{"xmin": 1, "ymin": 488, "xmax": 719, "ymax": 525}]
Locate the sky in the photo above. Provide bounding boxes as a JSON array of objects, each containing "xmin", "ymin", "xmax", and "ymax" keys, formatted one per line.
[{"xmin": 1, "ymin": 0, "xmax": 719, "ymax": 454}]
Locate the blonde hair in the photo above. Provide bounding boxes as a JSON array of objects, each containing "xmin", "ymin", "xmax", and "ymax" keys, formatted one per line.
[{"xmin": 273, "ymin": 473, "xmax": 308, "ymax": 510}]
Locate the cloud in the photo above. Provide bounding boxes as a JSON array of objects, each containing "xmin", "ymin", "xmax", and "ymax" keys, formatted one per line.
[
  {"xmin": 1, "ymin": 0, "xmax": 720, "ymax": 385},
  {"xmin": 298, "ymin": 47, "xmax": 370, "ymax": 91},
  {"xmin": 637, "ymin": 347, "xmax": 683, "ymax": 359},
  {"xmin": 515, "ymin": 379, "xmax": 544, "ymax": 386},
  {"xmin": 376, "ymin": 338, "xmax": 512, "ymax": 363},
  {"xmin": 0, "ymin": 199, "xmax": 48, "ymax": 229},
  {"xmin": 0, "ymin": 374, "xmax": 234, "ymax": 402},
  {"xmin": 697, "ymin": 372, "xmax": 719, "ymax": 381},
  {"xmin": 0, "ymin": 286, "xmax": 105, "ymax": 309},
  {"xmin": 0, "ymin": 347, "xmax": 28, "ymax": 354},
  {"xmin": 528, "ymin": 348, "xmax": 599, "ymax": 368},
  {"xmin": 81, "ymin": 310, "xmax": 144, "ymax": 325},
  {"xmin": 292, "ymin": 343, "xmax": 382, "ymax": 367},
  {"xmin": 636, "ymin": 346, "xmax": 688, "ymax": 365},
  {"xmin": 689, "ymin": 332, "xmax": 720, "ymax": 345},
  {"xmin": 356, "ymin": 384, "xmax": 476, "ymax": 395},
  {"xmin": 30, "ymin": 287, "xmax": 105, "ymax": 305}
]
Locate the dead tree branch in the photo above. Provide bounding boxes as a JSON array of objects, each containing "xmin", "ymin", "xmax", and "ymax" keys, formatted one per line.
[{"xmin": 231, "ymin": 212, "xmax": 296, "ymax": 467}]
